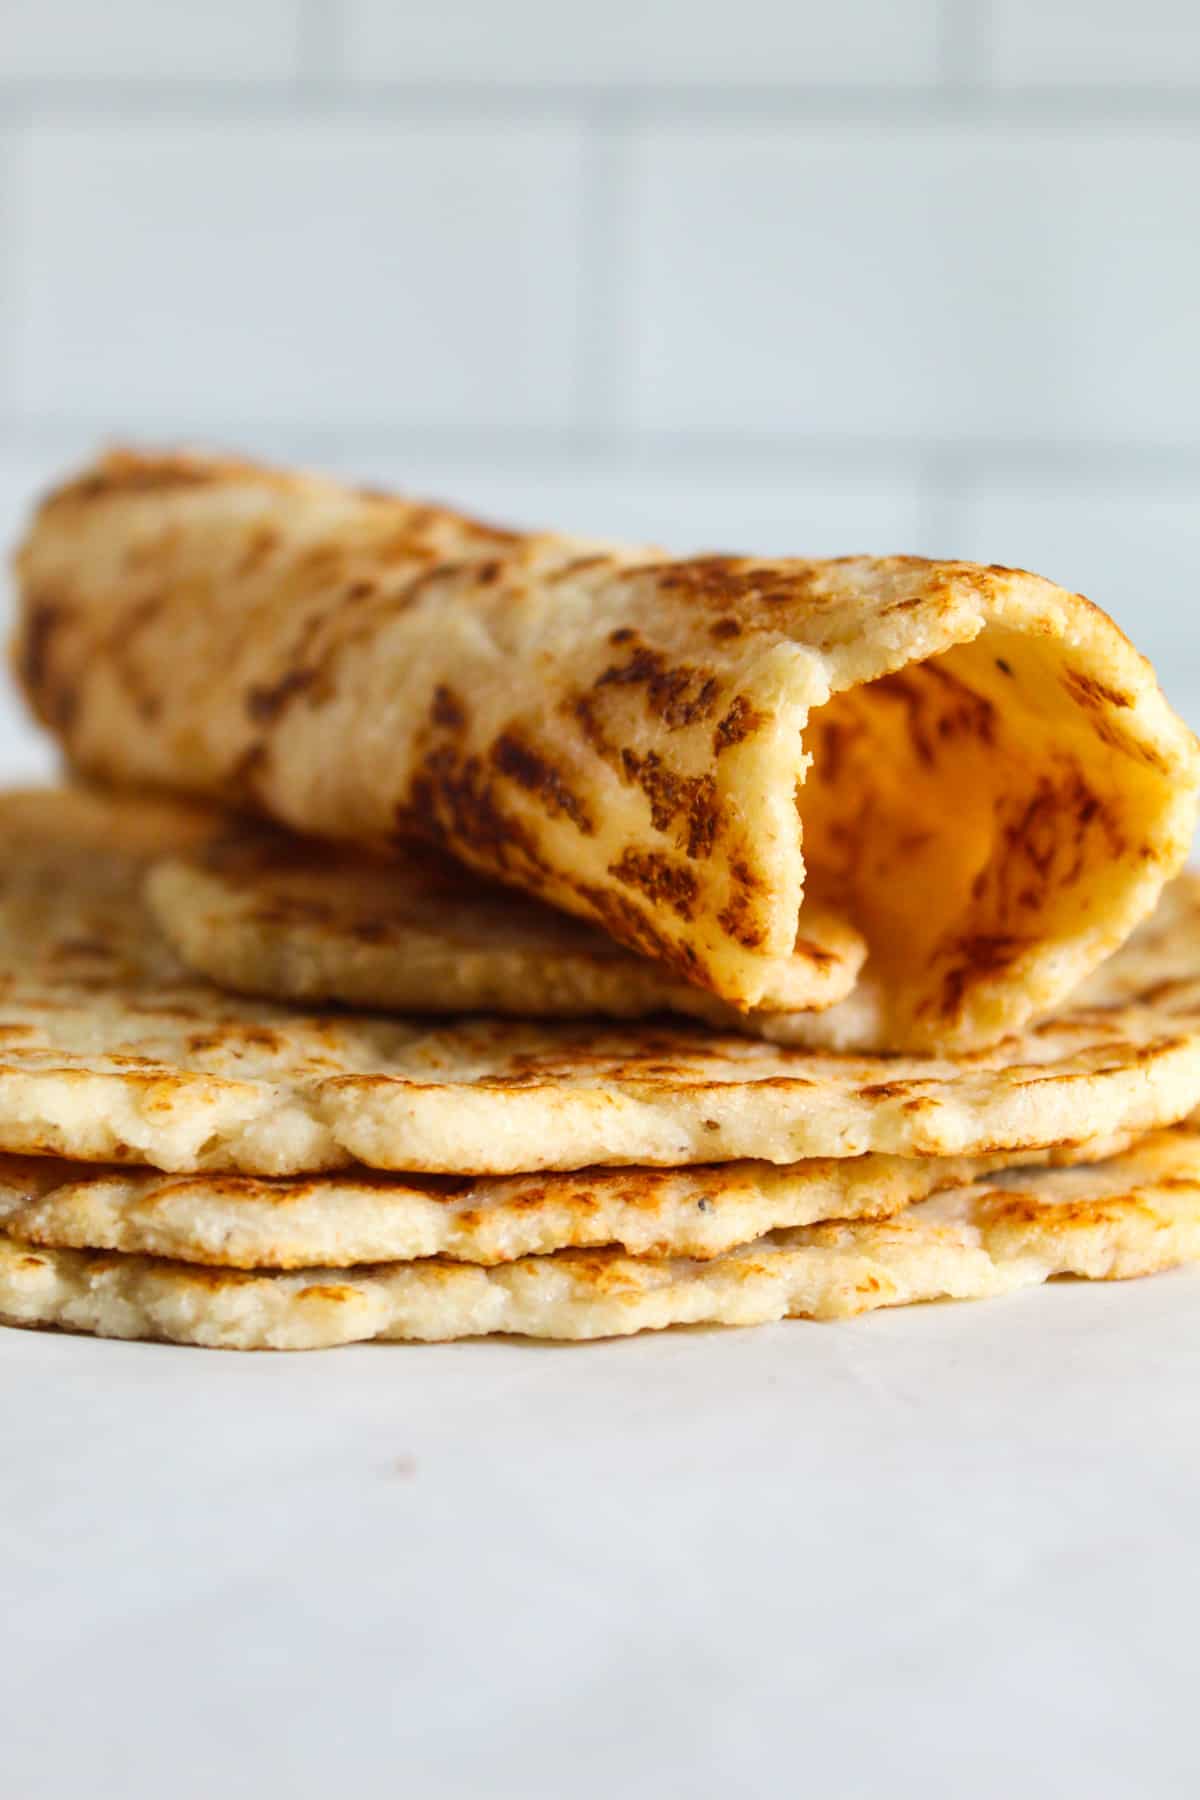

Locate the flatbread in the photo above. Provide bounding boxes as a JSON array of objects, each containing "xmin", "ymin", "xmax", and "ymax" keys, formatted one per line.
[
  {"xmin": 0, "ymin": 1142, "xmax": 1121, "ymax": 1270},
  {"xmin": 0, "ymin": 789, "xmax": 1198, "ymax": 1176},
  {"xmin": 146, "ymin": 819, "xmax": 869, "ymax": 1031},
  {"xmin": 2, "ymin": 1128, "xmax": 1196, "ymax": 1348},
  {"xmin": 149, "ymin": 823, "xmax": 1200, "ymax": 1054},
  {"xmin": 1073, "ymin": 870, "xmax": 1200, "ymax": 1009},
  {"xmin": 0, "ymin": 1151, "xmax": 999, "ymax": 1269},
  {"xmin": 16, "ymin": 448, "xmax": 1199, "ymax": 1049},
  {"xmin": 0, "ymin": 792, "xmax": 1193, "ymax": 1179}
]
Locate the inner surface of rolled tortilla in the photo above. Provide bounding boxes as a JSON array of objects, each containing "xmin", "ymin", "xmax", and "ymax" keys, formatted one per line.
[{"xmin": 794, "ymin": 625, "xmax": 1170, "ymax": 1046}]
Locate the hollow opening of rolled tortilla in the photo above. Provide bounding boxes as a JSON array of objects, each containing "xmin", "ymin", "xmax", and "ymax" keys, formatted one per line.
[{"xmin": 794, "ymin": 627, "xmax": 1161, "ymax": 1040}]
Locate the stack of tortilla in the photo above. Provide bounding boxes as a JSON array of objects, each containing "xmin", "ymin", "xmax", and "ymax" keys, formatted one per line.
[{"xmin": 2, "ymin": 447, "xmax": 1200, "ymax": 1350}]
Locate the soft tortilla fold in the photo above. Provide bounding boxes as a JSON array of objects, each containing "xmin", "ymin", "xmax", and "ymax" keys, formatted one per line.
[
  {"xmin": 14, "ymin": 448, "xmax": 1199, "ymax": 1049},
  {"xmin": 145, "ymin": 820, "xmax": 870, "ymax": 1036},
  {"xmin": 0, "ymin": 789, "xmax": 1197, "ymax": 1177}
]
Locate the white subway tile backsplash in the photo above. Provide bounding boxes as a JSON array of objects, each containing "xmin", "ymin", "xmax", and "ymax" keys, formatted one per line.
[
  {"xmin": 0, "ymin": 0, "xmax": 301, "ymax": 82},
  {"xmin": 0, "ymin": 447, "xmax": 62, "ymax": 550},
  {"xmin": 10, "ymin": 121, "xmax": 586, "ymax": 433},
  {"xmin": 0, "ymin": 0, "xmax": 1198, "ymax": 732},
  {"xmin": 0, "ymin": 452, "xmax": 67, "ymax": 781},
  {"xmin": 945, "ymin": 475, "xmax": 1200, "ymax": 725},
  {"xmin": 342, "ymin": 0, "xmax": 942, "ymax": 89},
  {"xmin": 629, "ymin": 123, "xmax": 1200, "ymax": 450},
  {"xmin": 0, "ymin": 680, "xmax": 56, "ymax": 782},
  {"xmin": 983, "ymin": 0, "xmax": 1200, "ymax": 88},
  {"xmin": 309, "ymin": 449, "xmax": 930, "ymax": 552}
]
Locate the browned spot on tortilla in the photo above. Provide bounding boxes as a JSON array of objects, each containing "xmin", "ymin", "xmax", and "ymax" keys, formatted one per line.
[
  {"xmin": 401, "ymin": 561, "xmax": 464, "ymax": 605},
  {"xmin": 713, "ymin": 695, "xmax": 766, "ymax": 754},
  {"xmin": 609, "ymin": 849, "xmax": 698, "ymax": 919},
  {"xmin": 295, "ymin": 541, "xmax": 346, "ymax": 581},
  {"xmin": 456, "ymin": 513, "xmax": 524, "ymax": 548},
  {"xmin": 983, "ymin": 1192, "xmax": 1162, "ymax": 1233},
  {"xmin": 643, "ymin": 555, "xmax": 825, "ymax": 612},
  {"xmin": 370, "ymin": 529, "xmax": 441, "ymax": 566},
  {"xmin": 242, "ymin": 601, "xmax": 340, "ymax": 727},
  {"xmin": 934, "ymin": 933, "xmax": 1030, "ymax": 1019},
  {"xmin": 710, "ymin": 617, "xmax": 742, "ymax": 640},
  {"xmin": 951, "ymin": 761, "xmax": 1132, "ymax": 982},
  {"xmin": 1092, "ymin": 714, "xmax": 1172, "ymax": 774},
  {"xmin": 235, "ymin": 526, "xmax": 280, "ymax": 578},
  {"xmin": 490, "ymin": 732, "xmax": 594, "ymax": 835},
  {"xmin": 1023, "ymin": 767, "xmax": 1123, "ymax": 881},
  {"xmin": 297, "ymin": 1283, "xmax": 358, "ymax": 1304},
  {"xmin": 1063, "ymin": 667, "xmax": 1135, "ymax": 712},
  {"xmin": 186, "ymin": 1025, "xmax": 285, "ymax": 1057},
  {"xmin": 596, "ymin": 644, "xmax": 721, "ymax": 729},
  {"xmin": 245, "ymin": 667, "xmax": 319, "ymax": 725},
  {"xmin": 16, "ymin": 593, "xmax": 76, "ymax": 732},
  {"xmin": 715, "ymin": 857, "xmax": 767, "ymax": 948},
  {"xmin": 614, "ymin": 749, "xmax": 721, "ymax": 859},
  {"xmin": 809, "ymin": 716, "xmax": 866, "ymax": 788},
  {"xmin": 717, "ymin": 897, "xmax": 765, "ymax": 948},
  {"xmin": 430, "ymin": 684, "xmax": 466, "ymax": 731},
  {"xmin": 570, "ymin": 882, "xmax": 707, "ymax": 985},
  {"xmin": 397, "ymin": 746, "xmax": 550, "ymax": 880},
  {"xmin": 227, "ymin": 740, "xmax": 270, "ymax": 803},
  {"xmin": 684, "ymin": 776, "xmax": 721, "ymax": 860},
  {"xmin": 953, "ymin": 933, "xmax": 1030, "ymax": 972},
  {"xmin": 547, "ymin": 554, "xmax": 610, "ymax": 583},
  {"xmin": 870, "ymin": 664, "xmax": 996, "ymax": 766},
  {"xmin": 46, "ymin": 450, "xmax": 221, "ymax": 506},
  {"xmin": 569, "ymin": 692, "xmax": 614, "ymax": 763}
]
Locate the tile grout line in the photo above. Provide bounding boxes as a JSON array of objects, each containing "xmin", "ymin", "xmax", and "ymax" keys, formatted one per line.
[
  {"xmin": 1, "ymin": 80, "xmax": 1200, "ymax": 127},
  {"xmin": 5, "ymin": 420, "xmax": 1200, "ymax": 485}
]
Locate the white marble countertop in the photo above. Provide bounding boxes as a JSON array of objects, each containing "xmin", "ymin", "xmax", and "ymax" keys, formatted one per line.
[{"xmin": 4, "ymin": 1269, "xmax": 1199, "ymax": 1799}]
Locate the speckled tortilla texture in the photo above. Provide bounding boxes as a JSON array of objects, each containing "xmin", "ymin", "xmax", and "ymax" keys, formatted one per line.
[
  {"xmin": 15, "ymin": 447, "xmax": 1199, "ymax": 1049},
  {"xmin": 145, "ymin": 820, "xmax": 869, "ymax": 1030},
  {"xmin": 0, "ymin": 789, "xmax": 1199, "ymax": 1176},
  {"xmin": 2, "ymin": 1127, "xmax": 1197, "ymax": 1348},
  {"xmin": 1073, "ymin": 873, "xmax": 1200, "ymax": 1009},
  {"xmin": 0, "ymin": 1142, "xmax": 1118, "ymax": 1270}
]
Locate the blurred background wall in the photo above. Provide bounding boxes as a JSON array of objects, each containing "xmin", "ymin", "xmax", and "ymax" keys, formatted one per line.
[{"xmin": 0, "ymin": 0, "xmax": 1197, "ymax": 770}]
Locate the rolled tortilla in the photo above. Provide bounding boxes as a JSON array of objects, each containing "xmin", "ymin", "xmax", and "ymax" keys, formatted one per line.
[{"xmin": 13, "ymin": 448, "xmax": 1200, "ymax": 1050}]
